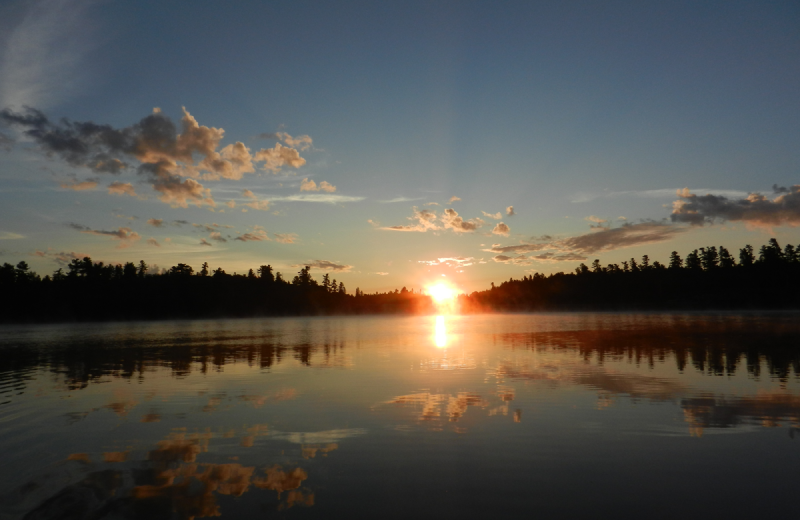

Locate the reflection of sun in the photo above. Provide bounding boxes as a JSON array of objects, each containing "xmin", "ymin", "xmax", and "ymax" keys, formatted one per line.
[{"xmin": 434, "ymin": 315, "xmax": 447, "ymax": 348}]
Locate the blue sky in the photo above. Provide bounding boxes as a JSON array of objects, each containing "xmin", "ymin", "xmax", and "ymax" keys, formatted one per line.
[{"xmin": 1, "ymin": 0, "xmax": 799, "ymax": 292}]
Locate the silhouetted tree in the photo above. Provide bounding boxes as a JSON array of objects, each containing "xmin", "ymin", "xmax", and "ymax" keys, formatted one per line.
[
  {"xmin": 739, "ymin": 245, "xmax": 754, "ymax": 267},
  {"xmin": 669, "ymin": 251, "xmax": 682, "ymax": 270}
]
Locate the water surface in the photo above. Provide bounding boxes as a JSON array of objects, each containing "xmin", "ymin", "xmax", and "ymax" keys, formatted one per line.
[{"xmin": 1, "ymin": 313, "xmax": 799, "ymax": 519}]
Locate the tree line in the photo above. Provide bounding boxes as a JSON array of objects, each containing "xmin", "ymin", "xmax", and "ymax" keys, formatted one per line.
[
  {"xmin": 0, "ymin": 257, "xmax": 434, "ymax": 322},
  {"xmin": 2, "ymin": 238, "xmax": 799, "ymax": 322},
  {"xmin": 460, "ymin": 238, "xmax": 800, "ymax": 311}
]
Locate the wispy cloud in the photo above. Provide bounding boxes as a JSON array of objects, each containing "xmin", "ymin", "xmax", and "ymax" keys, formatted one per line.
[
  {"xmin": 419, "ymin": 257, "xmax": 476, "ymax": 268},
  {"xmin": 60, "ymin": 179, "xmax": 97, "ymax": 191},
  {"xmin": 0, "ymin": 0, "xmax": 97, "ymax": 109},
  {"xmin": 293, "ymin": 260, "xmax": 353, "ymax": 272},
  {"xmin": 571, "ymin": 187, "xmax": 750, "ymax": 204},
  {"xmin": 78, "ymin": 226, "xmax": 141, "ymax": 248},
  {"xmin": 379, "ymin": 196, "xmax": 425, "ymax": 203}
]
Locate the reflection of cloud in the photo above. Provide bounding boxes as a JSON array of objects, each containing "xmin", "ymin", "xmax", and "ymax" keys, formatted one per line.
[
  {"xmin": 681, "ymin": 393, "xmax": 800, "ymax": 437},
  {"xmin": 268, "ymin": 428, "xmax": 367, "ymax": 444},
  {"xmin": 301, "ymin": 443, "xmax": 338, "ymax": 459},
  {"xmin": 387, "ymin": 392, "xmax": 487, "ymax": 422},
  {"xmin": 103, "ymin": 451, "xmax": 129, "ymax": 463}
]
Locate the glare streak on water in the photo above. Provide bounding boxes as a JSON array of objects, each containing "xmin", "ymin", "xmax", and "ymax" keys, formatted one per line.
[{"xmin": 0, "ymin": 312, "xmax": 799, "ymax": 519}]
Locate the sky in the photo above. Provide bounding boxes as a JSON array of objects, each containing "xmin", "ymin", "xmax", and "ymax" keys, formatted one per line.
[{"xmin": 0, "ymin": 0, "xmax": 799, "ymax": 294}]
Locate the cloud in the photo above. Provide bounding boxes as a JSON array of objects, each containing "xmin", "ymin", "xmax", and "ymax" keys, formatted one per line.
[
  {"xmin": 108, "ymin": 181, "xmax": 136, "ymax": 196},
  {"xmin": 441, "ymin": 208, "xmax": 483, "ymax": 233},
  {"xmin": 244, "ymin": 199, "xmax": 270, "ymax": 211},
  {"xmin": 147, "ymin": 238, "xmax": 160, "ymax": 247},
  {"xmin": 173, "ymin": 220, "xmax": 189, "ymax": 226},
  {"xmin": 31, "ymin": 249, "xmax": 88, "ymax": 265},
  {"xmin": 448, "ymin": 196, "xmax": 461, "ymax": 203},
  {"xmin": 235, "ymin": 229, "xmax": 270, "ymax": 242},
  {"xmin": 0, "ymin": 231, "xmax": 24, "ymax": 240},
  {"xmin": 0, "ymin": 0, "xmax": 96, "ymax": 109},
  {"xmin": 419, "ymin": 257, "xmax": 475, "ymax": 268},
  {"xmin": 0, "ymin": 132, "xmax": 12, "ymax": 151},
  {"xmin": 60, "ymin": 179, "xmax": 97, "ymax": 191},
  {"xmin": 273, "ymin": 233, "xmax": 298, "ymax": 244},
  {"xmin": 293, "ymin": 260, "xmax": 353, "ymax": 272},
  {"xmin": 492, "ymin": 254, "xmax": 532, "ymax": 266},
  {"xmin": 0, "ymin": 106, "xmax": 311, "ymax": 206},
  {"xmin": 226, "ymin": 200, "xmax": 236, "ymax": 208},
  {"xmin": 209, "ymin": 231, "xmax": 226, "ymax": 242},
  {"xmin": 276, "ymin": 132, "xmax": 313, "ymax": 151},
  {"xmin": 79, "ymin": 226, "xmax": 141, "ymax": 248},
  {"xmin": 482, "ymin": 211, "xmax": 501, "ymax": 220},
  {"xmin": 382, "ymin": 207, "xmax": 440, "ymax": 232},
  {"xmin": 243, "ymin": 189, "xmax": 256, "ymax": 199},
  {"xmin": 146, "ymin": 218, "xmax": 163, "ymax": 227},
  {"xmin": 492, "ymin": 222, "xmax": 510, "ymax": 236},
  {"xmin": 671, "ymin": 186, "xmax": 800, "ymax": 227},
  {"xmin": 506, "ymin": 206, "xmax": 515, "ymax": 216},
  {"xmin": 585, "ymin": 215, "xmax": 606, "ymax": 224},
  {"xmin": 199, "ymin": 238, "xmax": 212, "ymax": 246},
  {"xmin": 253, "ymin": 143, "xmax": 306, "ymax": 173},
  {"xmin": 266, "ymin": 193, "xmax": 363, "ymax": 204},
  {"xmin": 571, "ymin": 187, "xmax": 750, "ymax": 204},
  {"xmin": 485, "ymin": 221, "xmax": 685, "ymax": 261},
  {"xmin": 299, "ymin": 178, "xmax": 336, "ymax": 193},
  {"xmin": 375, "ymin": 272, "xmax": 389, "ymax": 275},
  {"xmin": 380, "ymin": 196, "xmax": 425, "ymax": 203}
]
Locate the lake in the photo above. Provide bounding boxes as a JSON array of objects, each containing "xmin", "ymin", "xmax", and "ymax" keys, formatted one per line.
[{"xmin": 1, "ymin": 312, "xmax": 799, "ymax": 519}]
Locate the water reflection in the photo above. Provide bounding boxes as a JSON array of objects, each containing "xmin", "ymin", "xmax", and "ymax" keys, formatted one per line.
[
  {"xmin": 3, "ymin": 314, "xmax": 800, "ymax": 518},
  {"xmin": 434, "ymin": 315, "xmax": 447, "ymax": 348}
]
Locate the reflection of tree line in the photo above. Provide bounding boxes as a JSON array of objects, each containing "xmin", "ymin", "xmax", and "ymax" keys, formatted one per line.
[
  {"xmin": 462, "ymin": 238, "xmax": 800, "ymax": 311},
  {"xmin": 21, "ymin": 431, "xmax": 314, "ymax": 520},
  {"xmin": 496, "ymin": 320, "xmax": 800, "ymax": 380},
  {"xmin": 0, "ymin": 259, "xmax": 435, "ymax": 322},
  {"xmin": 0, "ymin": 339, "xmax": 346, "ymax": 394}
]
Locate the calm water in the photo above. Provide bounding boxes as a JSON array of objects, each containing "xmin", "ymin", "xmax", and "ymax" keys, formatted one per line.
[{"xmin": 1, "ymin": 313, "xmax": 800, "ymax": 519}]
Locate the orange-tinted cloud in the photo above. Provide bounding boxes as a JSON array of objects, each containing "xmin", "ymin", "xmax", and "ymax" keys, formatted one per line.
[
  {"xmin": 108, "ymin": 181, "xmax": 136, "ymax": 196},
  {"xmin": 671, "ymin": 185, "xmax": 800, "ymax": 227},
  {"xmin": 300, "ymin": 178, "xmax": 336, "ymax": 192},
  {"xmin": 61, "ymin": 180, "xmax": 97, "ymax": 191}
]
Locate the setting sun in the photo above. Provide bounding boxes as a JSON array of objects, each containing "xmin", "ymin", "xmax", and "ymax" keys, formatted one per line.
[{"xmin": 426, "ymin": 282, "xmax": 457, "ymax": 305}]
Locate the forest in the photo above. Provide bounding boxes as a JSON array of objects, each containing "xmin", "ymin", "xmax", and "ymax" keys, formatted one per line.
[{"xmin": 1, "ymin": 238, "xmax": 799, "ymax": 322}]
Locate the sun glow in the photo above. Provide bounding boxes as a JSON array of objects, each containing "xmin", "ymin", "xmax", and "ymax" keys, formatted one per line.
[
  {"xmin": 426, "ymin": 282, "xmax": 457, "ymax": 305},
  {"xmin": 434, "ymin": 315, "xmax": 447, "ymax": 348}
]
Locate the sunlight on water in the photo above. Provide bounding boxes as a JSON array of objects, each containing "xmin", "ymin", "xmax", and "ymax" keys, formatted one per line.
[
  {"xmin": 434, "ymin": 315, "xmax": 447, "ymax": 348},
  {"xmin": 1, "ymin": 312, "xmax": 800, "ymax": 519}
]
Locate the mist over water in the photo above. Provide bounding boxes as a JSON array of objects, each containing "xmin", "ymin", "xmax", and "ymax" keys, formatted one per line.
[{"xmin": 1, "ymin": 313, "xmax": 799, "ymax": 519}]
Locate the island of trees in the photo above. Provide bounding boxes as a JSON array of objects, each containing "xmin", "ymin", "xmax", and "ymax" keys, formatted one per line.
[{"xmin": 1, "ymin": 238, "xmax": 799, "ymax": 322}]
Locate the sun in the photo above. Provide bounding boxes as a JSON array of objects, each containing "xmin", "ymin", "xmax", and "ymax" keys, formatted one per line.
[{"xmin": 426, "ymin": 282, "xmax": 457, "ymax": 306}]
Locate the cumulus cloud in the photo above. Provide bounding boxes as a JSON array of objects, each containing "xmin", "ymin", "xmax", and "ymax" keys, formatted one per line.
[
  {"xmin": 293, "ymin": 260, "xmax": 353, "ymax": 272},
  {"xmin": 273, "ymin": 233, "xmax": 298, "ymax": 244},
  {"xmin": 108, "ymin": 181, "xmax": 136, "ymax": 196},
  {"xmin": 671, "ymin": 186, "xmax": 800, "ymax": 227},
  {"xmin": 60, "ymin": 179, "xmax": 97, "ymax": 191},
  {"xmin": 419, "ymin": 257, "xmax": 476, "ymax": 268},
  {"xmin": 492, "ymin": 222, "xmax": 510, "ymax": 236},
  {"xmin": 382, "ymin": 207, "xmax": 440, "ymax": 232},
  {"xmin": 209, "ymin": 231, "xmax": 226, "ymax": 242},
  {"xmin": 0, "ymin": 106, "xmax": 310, "ymax": 207},
  {"xmin": 276, "ymin": 132, "xmax": 313, "ymax": 151},
  {"xmin": 199, "ymin": 238, "xmax": 212, "ymax": 246},
  {"xmin": 299, "ymin": 178, "xmax": 336, "ymax": 192},
  {"xmin": 482, "ymin": 211, "xmax": 502, "ymax": 220},
  {"xmin": 506, "ymin": 206, "xmax": 515, "ymax": 216},
  {"xmin": 79, "ymin": 226, "xmax": 141, "ymax": 248},
  {"xmin": 253, "ymin": 143, "xmax": 306, "ymax": 173},
  {"xmin": 146, "ymin": 218, "xmax": 163, "ymax": 227},
  {"xmin": 441, "ymin": 208, "xmax": 483, "ymax": 233}
]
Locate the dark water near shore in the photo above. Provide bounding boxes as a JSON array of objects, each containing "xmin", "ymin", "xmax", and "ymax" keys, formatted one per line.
[{"xmin": 1, "ymin": 313, "xmax": 800, "ymax": 519}]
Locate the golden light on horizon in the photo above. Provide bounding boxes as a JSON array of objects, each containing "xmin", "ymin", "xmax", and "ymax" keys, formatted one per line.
[{"xmin": 426, "ymin": 282, "xmax": 457, "ymax": 306}]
